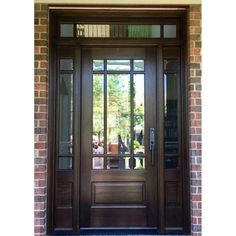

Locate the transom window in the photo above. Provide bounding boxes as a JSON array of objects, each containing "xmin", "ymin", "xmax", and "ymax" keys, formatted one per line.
[{"xmin": 60, "ymin": 23, "xmax": 177, "ymax": 39}]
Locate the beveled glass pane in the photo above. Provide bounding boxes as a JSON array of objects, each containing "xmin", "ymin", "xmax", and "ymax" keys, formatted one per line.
[
  {"xmin": 107, "ymin": 60, "xmax": 130, "ymax": 71},
  {"xmin": 107, "ymin": 74, "xmax": 130, "ymax": 154},
  {"xmin": 59, "ymin": 157, "xmax": 72, "ymax": 170},
  {"xmin": 133, "ymin": 74, "xmax": 145, "ymax": 155},
  {"xmin": 163, "ymin": 25, "xmax": 176, "ymax": 38},
  {"xmin": 93, "ymin": 74, "xmax": 104, "ymax": 154},
  {"xmin": 107, "ymin": 157, "xmax": 130, "ymax": 169},
  {"xmin": 59, "ymin": 74, "xmax": 73, "ymax": 155},
  {"xmin": 134, "ymin": 157, "xmax": 145, "ymax": 169},
  {"xmin": 93, "ymin": 60, "xmax": 104, "ymax": 71},
  {"xmin": 92, "ymin": 157, "xmax": 104, "ymax": 169},
  {"xmin": 134, "ymin": 60, "xmax": 144, "ymax": 71},
  {"xmin": 164, "ymin": 73, "xmax": 179, "ymax": 169},
  {"xmin": 60, "ymin": 59, "xmax": 73, "ymax": 70},
  {"xmin": 60, "ymin": 24, "xmax": 74, "ymax": 37}
]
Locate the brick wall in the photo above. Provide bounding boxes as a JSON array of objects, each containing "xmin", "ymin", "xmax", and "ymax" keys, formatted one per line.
[
  {"xmin": 188, "ymin": 5, "xmax": 202, "ymax": 236},
  {"xmin": 34, "ymin": 3, "xmax": 48, "ymax": 236},
  {"xmin": 34, "ymin": 3, "xmax": 202, "ymax": 236}
]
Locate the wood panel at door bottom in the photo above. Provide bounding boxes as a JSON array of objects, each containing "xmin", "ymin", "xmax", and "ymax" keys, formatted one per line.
[{"xmin": 91, "ymin": 170, "xmax": 147, "ymax": 227}]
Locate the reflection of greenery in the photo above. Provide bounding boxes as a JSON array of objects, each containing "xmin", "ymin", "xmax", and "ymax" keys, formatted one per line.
[
  {"xmin": 107, "ymin": 75, "xmax": 130, "ymax": 143},
  {"xmin": 133, "ymin": 140, "xmax": 140, "ymax": 149},
  {"xmin": 93, "ymin": 75, "xmax": 104, "ymax": 141},
  {"xmin": 134, "ymin": 106, "xmax": 144, "ymax": 127},
  {"xmin": 93, "ymin": 74, "xmax": 145, "ymax": 148}
]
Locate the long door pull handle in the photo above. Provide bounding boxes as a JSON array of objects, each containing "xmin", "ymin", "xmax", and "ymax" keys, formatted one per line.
[{"xmin": 149, "ymin": 128, "xmax": 155, "ymax": 166}]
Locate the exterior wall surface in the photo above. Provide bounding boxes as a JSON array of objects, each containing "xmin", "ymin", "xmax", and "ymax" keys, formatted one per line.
[{"xmin": 34, "ymin": 3, "xmax": 201, "ymax": 236}]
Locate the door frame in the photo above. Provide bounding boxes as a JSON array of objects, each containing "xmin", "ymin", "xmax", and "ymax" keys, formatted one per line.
[{"xmin": 47, "ymin": 6, "xmax": 190, "ymax": 235}]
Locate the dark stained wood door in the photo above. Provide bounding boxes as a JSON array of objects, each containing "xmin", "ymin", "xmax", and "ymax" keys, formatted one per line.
[{"xmin": 80, "ymin": 47, "xmax": 158, "ymax": 228}]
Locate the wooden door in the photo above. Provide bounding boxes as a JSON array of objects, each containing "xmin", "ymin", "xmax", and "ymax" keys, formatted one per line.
[{"xmin": 80, "ymin": 47, "xmax": 158, "ymax": 229}]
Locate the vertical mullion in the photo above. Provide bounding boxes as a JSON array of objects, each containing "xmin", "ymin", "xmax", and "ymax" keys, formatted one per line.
[
  {"xmin": 130, "ymin": 60, "xmax": 135, "ymax": 169},
  {"xmin": 104, "ymin": 61, "xmax": 108, "ymax": 169}
]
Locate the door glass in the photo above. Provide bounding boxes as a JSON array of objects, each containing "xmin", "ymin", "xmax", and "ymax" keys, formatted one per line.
[
  {"xmin": 164, "ymin": 67, "xmax": 179, "ymax": 168},
  {"xmin": 107, "ymin": 60, "xmax": 131, "ymax": 71},
  {"xmin": 133, "ymin": 60, "xmax": 144, "ymax": 71},
  {"xmin": 133, "ymin": 74, "xmax": 145, "ymax": 155},
  {"xmin": 93, "ymin": 74, "xmax": 104, "ymax": 154},
  {"xmin": 92, "ymin": 59, "xmax": 145, "ymax": 170},
  {"xmin": 107, "ymin": 74, "xmax": 131, "ymax": 154},
  {"xmin": 93, "ymin": 60, "xmax": 104, "ymax": 71},
  {"xmin": 107, "ymin": 157, "xmax": 130, "ymax": 169}
]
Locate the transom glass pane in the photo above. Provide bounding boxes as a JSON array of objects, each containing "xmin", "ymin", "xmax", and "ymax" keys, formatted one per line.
[
  {"xmin": 163, "ymin": 25, "xmax": 176, "ymax": 38},
  {"xmin": 60, "ymin": 24, "xmax": 74, "ymax": 37},
  {"xmin": 76, "ymin": 24, "xmax": 161, "ymax": 38},
  {"xmin": 107, "ymin": 60, "xmax": 130, "ymax": 71}
]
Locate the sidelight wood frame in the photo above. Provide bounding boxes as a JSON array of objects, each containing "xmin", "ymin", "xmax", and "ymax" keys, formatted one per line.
[{"xmin": 48, "ymin": 5, "xmax": 189, "ymax": 235}]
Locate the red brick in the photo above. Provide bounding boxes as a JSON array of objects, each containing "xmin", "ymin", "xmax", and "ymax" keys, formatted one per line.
[
  {"xmin": 35, "ymin": 83, "xmax": 47, "ymax": 91},
  {"xmin": 40, "ymin": 76, "xmax": 47, "ymax": 83},
  {"xmin": 35, "ymin": 202, "xmax": 46, "ymax": 211},
  {"xmin": 39, "ymin": 150, "xmax": 47, "ymax": 157},
  {"xmin": 35, "ymin": 172, "xmax": 45, "ymax": 180},
  {"xmin": 35, "ymin": 179, "xmax": 46, "ymax": 188},
  {"xmin": 35, "ymin": 164, "xmax": 46, "ymax": 172},
  {"xmin": 192, "ymin": 194, "xmax": 201, "ymax": 201},
  {"xmin": 35, "ymin": 46, "xmax": 40, "ymax": 54},
  {"xmin": 35, "ymin": 112, "xmax": 47, "ymax": 120},
  {"xmin": 194, "ymin": 48, "xmax": 201, "ymax": 55},
  {"xmin": 190, "ymin": 91, "xmax": 201, "ymax": 98},
  {"xmin": 40, "ymin": 91, "xmax": 47, "ymax": 97},
  {"xmin": 40, "ymin": 61, "xmax": 48, "ymax": 68},
  {"xmin": 35, "ymin": 25, "xmax": 48, "ymax": 33},
  {"xmin": 35, "ymin": 187, "xmax": 46, "ymax": 195},
  {"xmin": 39, "ymin": 106, "xmax": 47, "ymax": 112},
  {"xmin": 39, "ymin": 135, "xmax": 47, "ymax": 142},
  {"xmin": 39, "ymin": 120, "xmax": 47, "ymax": 127},
  {"xmin": 35, "ymin": 142, "xmax": 46, "ymax": 149}
]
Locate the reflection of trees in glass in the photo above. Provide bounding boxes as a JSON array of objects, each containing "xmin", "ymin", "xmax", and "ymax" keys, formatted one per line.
[
  {"xmin": 107, "ymin": 74, "xmax": 130, "ymax": 147},
  {"xmin": 93, "ymin": 75, "xmax": 104, "ymax": 143}
]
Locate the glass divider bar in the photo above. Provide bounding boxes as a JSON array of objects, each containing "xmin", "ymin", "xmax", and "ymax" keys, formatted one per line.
[
  {"xmin": 104, "ymin": 63, "xmax": 108, "ymax": 169},
  {"xmin": 130, "ymin": 60, "xmax": 135, "ymax": 169}
]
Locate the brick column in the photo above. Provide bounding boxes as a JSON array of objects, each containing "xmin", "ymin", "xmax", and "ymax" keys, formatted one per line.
[
  {"xmin": 34, "ymin": 3, "xmax": 48, "ymax": 236},
  {"xmin": 188, "ymin": 5, "xmax": 202, "ymax": 236}
]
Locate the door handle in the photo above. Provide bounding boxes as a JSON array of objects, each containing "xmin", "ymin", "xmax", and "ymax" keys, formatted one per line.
[{"xmin": 149, "ymin": 128, "xmax": 155, "ymax": 166}]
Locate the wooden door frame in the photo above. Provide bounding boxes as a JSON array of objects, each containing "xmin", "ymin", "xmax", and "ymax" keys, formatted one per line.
[{"xmin": 47, "ymin": 6, "xmax": 190, "ymax": 235}]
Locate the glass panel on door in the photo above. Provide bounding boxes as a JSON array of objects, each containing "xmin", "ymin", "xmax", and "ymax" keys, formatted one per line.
[{"xmin": 92, "ymin": 59, "xmax": 145, "ymax": 170}]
